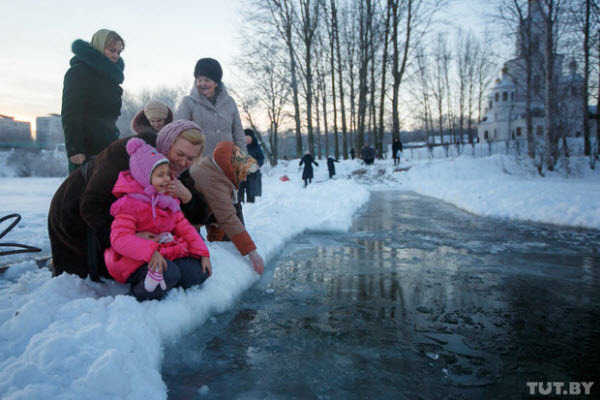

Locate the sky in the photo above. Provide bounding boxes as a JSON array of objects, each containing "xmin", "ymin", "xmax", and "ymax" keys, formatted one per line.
[
  {"xmin": 1, "ymin": 145, "xmax": 599, "ymax": 398},
  {"xmin": 0, "ymin": 0, "xmax": 492, "ymax": 134}
]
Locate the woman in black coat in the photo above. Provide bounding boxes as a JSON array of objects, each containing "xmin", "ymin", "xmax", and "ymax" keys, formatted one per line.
[
  {"xmin": 61, "ymin": 29, "xmax": 125, "ymax": 173},
  {"xmin": 238, "ymin": 129, "xmax": 265, "ymax": 202},
  {"xmin": 392, "ymin": 137, "xmax": 403, "ymax": 165},
  {"xmin": 299, "ymin": 151, "xmax": 318, "ymax": 187}
]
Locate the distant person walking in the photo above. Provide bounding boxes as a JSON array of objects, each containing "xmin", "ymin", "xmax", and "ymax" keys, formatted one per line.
[
  {"xmin": 361, "ymin": 143, "xmax": 375, "ymax": 165},
  {"xmin": 299, "ymin": 151, "xmax": 318, "ymax": 187},
  {"xmin": 61, "ymin": 29, "xmax": 125, "ymax": 173},
  {"xmin": 327, "ymin": 155, "xmax": 339, "ymax": 179},
  {"xmin": 238, "ymin": 129, "xmax": 265, "ymax": 203},
  {"xmin": 392, "ymin": 137, "xmax": 403, "ymax": 166}
]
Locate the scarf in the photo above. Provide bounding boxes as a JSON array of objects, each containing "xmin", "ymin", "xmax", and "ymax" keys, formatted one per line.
[{"xmin": 128, "ymin": 185, "xmax": 180, "ymax": 220}]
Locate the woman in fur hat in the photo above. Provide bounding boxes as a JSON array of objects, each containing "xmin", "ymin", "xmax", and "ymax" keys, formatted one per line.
[
  {"xmin": 174, "ymin": 58, "xmax": 247, "ymax": 157},
  {"xmin": 48, "ymin": 121, "xmax": 210, "ymax": 281},
  {"xmin": 61, "ymin": 29, "xmax": 125, "ymax": 173},
  {"xmin": 131, "ymin": 100, "xmax": 174, "ymax": 135}
]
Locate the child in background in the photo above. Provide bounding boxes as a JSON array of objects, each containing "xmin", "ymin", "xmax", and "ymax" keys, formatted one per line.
[{"xmin": 104, "ymin": 138, "xmax": 211, "ymax": 301}]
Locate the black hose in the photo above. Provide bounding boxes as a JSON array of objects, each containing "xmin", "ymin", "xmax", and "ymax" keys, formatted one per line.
[{"xmin": 0, "ymin": 214, "xmax": 42, "ymax": 257}]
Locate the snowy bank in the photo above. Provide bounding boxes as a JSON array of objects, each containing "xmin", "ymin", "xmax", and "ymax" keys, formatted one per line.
[{"xmin": 0, "ymin": 170, "xmax": 369, "ymax": 400}]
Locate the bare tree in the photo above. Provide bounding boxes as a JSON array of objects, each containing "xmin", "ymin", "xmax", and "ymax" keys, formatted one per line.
[
  {"xmin": 295, "ymin": 0, "xmax": 323, "ymax": 155},
  {"xmin": 323, "ymin": 0, "xmax": 340, "ymax": 159},
  {"xmin": 263, "ymin": 0, "xmax": 304, "ymax": 158},
  {"xmin": 378, "ymin": 0, "xmax": 392, "ymax": 155}
]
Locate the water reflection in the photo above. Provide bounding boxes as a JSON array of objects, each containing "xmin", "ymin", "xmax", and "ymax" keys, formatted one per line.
[{"xmin": 164, "ymin": 191, "xmax": 600, "ymax": 399}]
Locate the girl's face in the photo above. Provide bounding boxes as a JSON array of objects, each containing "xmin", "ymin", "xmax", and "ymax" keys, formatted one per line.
[
  {"xmin": 104, "ymin": 40, "xmax": 123, "ymax": 63},
  {"xmin": 149, "ymin": 118, "xmax": 166, "ymax": 132},
  {"xmin": 151, "ymin": 163, "xmax": 171, "ymax": 193},
  {"xmin": 166, "ymin": 138, "xmax": 203, "ymax": 176},
  {"xmin": 195, "ymin": 76, "xmax": 218, "ymax": 98}
]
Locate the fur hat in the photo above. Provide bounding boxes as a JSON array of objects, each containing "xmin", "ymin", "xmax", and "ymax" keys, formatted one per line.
[
  {"xmin": 194, "ymin": 58, "xmax": 223, "ymax": 83},
  {"xmin": 144, "ymin": 101, "xmax": 169, "ymax": 121},
  {"xmin": 126, "ymin": 138, "xmax": 168, "ymax": 188}
]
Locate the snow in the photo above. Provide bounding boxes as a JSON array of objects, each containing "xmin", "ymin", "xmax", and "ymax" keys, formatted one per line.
[{"xmin": 1, "ymin": 150, "xmax": 599, "ymax": 399}]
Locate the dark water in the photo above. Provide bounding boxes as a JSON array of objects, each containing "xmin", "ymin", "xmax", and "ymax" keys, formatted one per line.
[{"xmin": 163, "ymin": 191, "xmax": 600, "ymax": 399}]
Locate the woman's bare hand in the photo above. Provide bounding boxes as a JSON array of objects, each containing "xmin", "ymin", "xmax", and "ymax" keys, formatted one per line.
[
  {"xmin": 69, "ymin": 154, "xmax": 86, "ymax": 165},
  {"xmin": 166, "ymin": 178, "xmax": 192, "ymax": 204},
  {"xmin": 201, "ymin": 257, "xmax": 212, "ymax": 277}
]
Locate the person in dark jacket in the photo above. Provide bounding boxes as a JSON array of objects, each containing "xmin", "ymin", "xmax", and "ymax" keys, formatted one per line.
[
  {"xmin": 299, "ymin": 151, "xmax": 318, "ymax": 187},
  {"xmin": 61, "ymin": 29, "xmax": 125, "ymax": 173},
  {"xmin": 130, "ymin": 101, "xmax": 174, "ymax": 135},
  {"xmin": 48, "ymin": 120, "xmax": 210, "ymax": 281},
  {"xmin": 238, "ymin": 129, "xmax": 265, "ymax": 203},
  {"xmin": 350, "ymin": 148, "xmax": 356, "ymax": 160},
  {"xmin": 392, "ymin": 137, "xmax": 403, "ymax": 165},
  {"xmin": 361, "ymin": 143, "xmax": 375, "ymax": 165},
  {"xmin": 327, "ymin": 155, "xmax": 339, "ymax": 179}
]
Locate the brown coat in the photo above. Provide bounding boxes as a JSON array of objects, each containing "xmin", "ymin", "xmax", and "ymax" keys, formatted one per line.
[
  {"xmin": 48, "ymin": 132, "xmax": 209, "ymax": 279},
  {"xmin": 190, "ymin": 144, "xmax": 256, "ymax": 256}
]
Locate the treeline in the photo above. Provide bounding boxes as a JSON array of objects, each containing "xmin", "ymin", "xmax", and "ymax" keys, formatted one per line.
[{"xmin": 231, "ymin": 0, "xmax": 599, "ymax": 171}]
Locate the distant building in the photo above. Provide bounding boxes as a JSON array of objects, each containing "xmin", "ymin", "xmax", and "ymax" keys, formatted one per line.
[
  {"xmin": 477, "ymin": 0, "xmax": 591, "ymax": 143},
  {"xmin": 36, "ymin": 114, "xmax": 64, "ymax": 149},
  {"xmin": 0, "ymin": 115, "xmax": 32, "ymax": 144}
]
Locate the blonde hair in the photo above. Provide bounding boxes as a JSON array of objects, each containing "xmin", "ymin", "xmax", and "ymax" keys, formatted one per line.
[{"xmin": 176, "ymin": 128, "xmax": 205, "ymax": 157}]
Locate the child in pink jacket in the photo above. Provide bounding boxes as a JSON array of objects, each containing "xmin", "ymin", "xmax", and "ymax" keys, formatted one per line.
[{"xmin": 104, "ymin": 137, "xmax": 211, "ymax": 301}]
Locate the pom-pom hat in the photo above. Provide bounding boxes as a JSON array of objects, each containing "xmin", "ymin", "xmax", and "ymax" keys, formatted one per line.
[{"xmin": 126, "ymin": 138, "xmax": 168, "ymax": 188}]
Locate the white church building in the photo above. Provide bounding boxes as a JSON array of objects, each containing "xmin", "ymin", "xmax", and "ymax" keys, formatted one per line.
[{"xmin": 477, "ymin": 1, "xmax": 590, "ymax": 143}]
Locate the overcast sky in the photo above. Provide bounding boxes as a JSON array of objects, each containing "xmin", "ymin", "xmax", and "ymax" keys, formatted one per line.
[{"xmin": 0, "ymin": 0, "xmax": 491, "ymax": 133}]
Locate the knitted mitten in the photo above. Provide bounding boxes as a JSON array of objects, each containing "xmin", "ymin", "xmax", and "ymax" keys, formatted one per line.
[{"xmin": 144, "ymin": 269, "xmax": 167, "ymax": 292}]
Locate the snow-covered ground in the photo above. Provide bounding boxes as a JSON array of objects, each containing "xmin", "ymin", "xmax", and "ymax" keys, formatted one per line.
[{"xmin": 1, "ymin": 151, "xmax": 599, "ymax": 399}]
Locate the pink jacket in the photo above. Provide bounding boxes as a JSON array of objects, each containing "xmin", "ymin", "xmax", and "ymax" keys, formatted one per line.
[{"xmin": 104, "ymin": 171, "xmax": 210, "ymax": 283}]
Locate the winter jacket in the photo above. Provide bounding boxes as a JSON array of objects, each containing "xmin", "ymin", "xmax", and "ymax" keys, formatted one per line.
[
  {"xmin": 175, "ymin": 83, "xmax": 246, "ymax": 157},
  {"xmin": 190, "ymin": 142, "xmax": 257, "ymax": 256},
  {"xmin": 244, "ymin": 130, "xmax": 264, "ymax": 199},
  {"xmin": 104, "ymin": 171, "xmax": 210, "ymax": 283},
  {"xmin": 300, "ymin": 154, "xmax": 319, "ymax": 180},
  {"xmin": 327, "ymin": 157, "xmax": 339, "ymax": 175},
  {"xmin": 392, "ymin": 140, "xmax": 403, "ymax": 158},
  {"xmin": 48, "ymin": 132, "xmax": 210, "ymax": 279},
  {"xmin": 130, "ymin": 107, "xmax": 174, "ymax": 135},
  {"xmin": 61, "ymin": 39, "xmax": 124, "ymax": 159}
]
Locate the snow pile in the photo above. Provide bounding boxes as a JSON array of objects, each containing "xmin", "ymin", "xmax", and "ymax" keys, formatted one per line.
[{"xmin": 0, "ymin": 171, "xmax": 369, "ymax": 400}]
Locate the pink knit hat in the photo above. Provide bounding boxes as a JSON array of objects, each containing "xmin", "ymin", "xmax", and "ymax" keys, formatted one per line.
[
  {"xmin": 126, "ymin": 138, "xmax": 168, "ymax": 188},
  {"xmin": 156, "ymin": 120, "xmax": 202, "ymax": 156}
]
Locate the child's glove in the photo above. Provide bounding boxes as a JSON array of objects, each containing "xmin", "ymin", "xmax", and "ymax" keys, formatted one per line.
[{"xmin": 144, "ymin": 269, "xmax": 167, "ymax": 292}]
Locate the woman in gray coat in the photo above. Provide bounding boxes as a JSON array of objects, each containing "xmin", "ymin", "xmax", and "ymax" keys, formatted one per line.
[{"xmin": 175, "ymin": 58, "xmax": 246, "ymax": 157}]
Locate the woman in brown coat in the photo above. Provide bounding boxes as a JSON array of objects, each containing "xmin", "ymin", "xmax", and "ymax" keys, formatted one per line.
[
  {"xmin": 189, "ymin": 141, "xmax": 265, "ymax": 274},
  {"xmin": 48, "ymin": 120, "xmax": 209, "ymax": 280}
]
